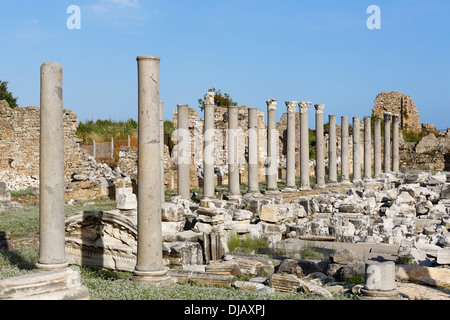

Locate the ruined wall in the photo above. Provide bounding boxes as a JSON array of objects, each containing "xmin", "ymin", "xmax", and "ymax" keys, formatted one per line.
[{"xmin": 0, "ymin": 100, "xmax": 119, "ymax": 200}]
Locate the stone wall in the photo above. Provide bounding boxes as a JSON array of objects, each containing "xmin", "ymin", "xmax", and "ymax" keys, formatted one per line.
[{"xmin": 0, "ymin": 100, "xmax": 120, "ymax": 200}]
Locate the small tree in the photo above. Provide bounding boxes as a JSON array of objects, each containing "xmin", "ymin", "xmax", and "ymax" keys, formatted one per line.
[
  {"xmin": 198, "ymin": 88, "xmax": 238, "ymax": 111},
  {"xmin": 0, "ymin": 80, "xmax": 18, "ymax": 109}
]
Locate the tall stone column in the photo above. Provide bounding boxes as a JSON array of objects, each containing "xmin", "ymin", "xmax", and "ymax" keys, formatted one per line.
[
  {"xmin": 374, "ymin": 118, "xmax": 382, "ymax": 178},
  {"xmin": 228, "ymin": 106, "xmax": 241, "ymax": 200},
  {"xmin": 247, "ymin": 108, "xmax": 260, "ymax": 196},
  {"xmin": 202, "ymin": 92, "xmax": 216, "ymax": 200},
  {"xmin": 364, "ymin": 117, "xmax": 372, "ymax": 180},
  {"xmin": 283, "ymin": 101, "xmax": 298, "ymax": 192},
  {"xmin": 177, "ymin": 104, "xmax": 191, "ymax": 200},
  {"xmin": 340, "ymin": 116, "xmax": 351, "ymax": 185},
  {"xmin": 353, "ymin": 117, "xmax": 362, "ymax": 183},
  {"xmin": 160, "ymin": 101, "xmax": 165, "ymax": 204},
  {"xmin": 36, "ymin": 62, "xmax": 68, "ymax": 271},
  {"xmin": 315, "ymin": 104, "xmax": 325, "ymax": 188},
  {"xmin": 328, "ymin": 115, "xmax": 338, "ymax": 185},
  {"xmin": 133, "ymin": 56, "xmax": 173, "ymax": 285},
  {"xmin": 266, "ymin": 99, "xmax": 280, "ymax": 194},
  {"xmin": 392, "ymin": 114, "xmax": 400, "ymax": 172},
  {"xmin": 299, "ymin": 101, "xmax": 312, "ymax": 190},
  {"xmin": 384, "ymin": 112, "xmax": 392, "ymax": 173}
]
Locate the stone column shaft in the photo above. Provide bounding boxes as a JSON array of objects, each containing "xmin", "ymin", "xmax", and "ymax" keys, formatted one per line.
[
  {"xmin": 202, "ymin": 92, "xmax": 216, "ymax": 200},
  {"xmin": 353, "ymin": 117, "xmax": 362, "ymax": 182},
  {"xmin": 247, "ymin": 108, "xmax": 260, "ymax": 195},
  {"xmin": 266, "ymin": 99, "xmax": 279, "ymax": 194},
  {"xmin": 283, "ymin": 101, "xmax": 298, "ymax": 192},
  {"xmin": 228, "ymin": 106, "xmax": 241, "ymax": 199},
  {"xmin": 392, "ymin": 114, "xmax": 400, "ymax": 172},
  {"xmin": 384, "ymin": 112, "xmax": 392, "ymax": 173},
  {"xmin": 177, "ymin": 104, "xmax": 191, "ymax": 200},
  {"xmin": 133, "ymin": 56, "xmax": 172, "ymax": 285},
  {"xmin": 328, "ymin": 115, "xmax": 338, "ymax": 184},
  {"xmin": 341, "ymin": 116, "xmax": 351, "ymax": 184},
  {"xmin": 299, "ymin": 102, "xmax": 312, "ymax": 190},
  {"xmin": 364, "ymin": 117, "xmax": 372, "ymax": 179},
  {"xmin": 160, "ymin": 101, "xmax": 165, "ymax": 204},
  {"xmin": 374, "ymin": 118, "xmax": 382, "ymax": 178},
  {"xmin": 315, "ymin": 105, "xmax": 325, "ymax": 188},
  {"xmin": 37, "ymin": 62, "xmax": 68, "ymax": 270}
]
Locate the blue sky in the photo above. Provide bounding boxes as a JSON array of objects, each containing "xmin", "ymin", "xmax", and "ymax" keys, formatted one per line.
[{"xmin": 1, "ymin": 0, "xmax": 449, "ymax": 130}]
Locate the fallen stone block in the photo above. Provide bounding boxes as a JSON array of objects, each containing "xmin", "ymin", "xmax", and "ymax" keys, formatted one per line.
[
  {"xmin": 269, "ymin": 274, "xmax": 302, "ymax": 293},
  {"xmin": 161, "ymin": 202, "xmax": 185, "ymax": 222},
  {"xmin": 0, "ymin": 268, "xmax": 89, "ymax": 300},
  {"xmin": 205, "ymin": 260, "xmax": 242, "ymax": 277},
  {"xmin": 166, "ymin": 269, "xmax": 237, "ymax": 287},
  {"xmin": 437, "ymin": 248, "xmax": 450, "ymax": 265},
  {"xmin": 396, "ymin": 265, "xmax": 450, "ymax": 288}
]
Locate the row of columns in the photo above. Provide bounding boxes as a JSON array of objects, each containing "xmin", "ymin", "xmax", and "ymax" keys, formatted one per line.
[
  {"xmin": 176, "ymin": 100, "xmax": 402, "ymax": 200},
  {"xmin": 38, "ymin": 57, "xmax": 173, "ymax": 286}
]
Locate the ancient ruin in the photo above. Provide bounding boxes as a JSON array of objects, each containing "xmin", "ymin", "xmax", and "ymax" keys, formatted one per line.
[{"xmin": 0, "ymin": 58, "xmax": 449, "ymax": 301}]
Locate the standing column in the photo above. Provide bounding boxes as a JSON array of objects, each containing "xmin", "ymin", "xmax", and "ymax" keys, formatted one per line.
[
  {"xmin": 266, "ymin": 99, "xmax": 280, "ymax": 194},
  {"xmin": 384, "ymin": 112, "xmax": 392, "ymax": 173},
  {"xmin": 328, "ymin": 115, "xmax": 338, "ymax": 185},
  {"xmin": 36, "ymin": 62, "xmax": 68, "ymax": 271},
  {"xmin": 202, "ymin": 92, "xmax": 216, "ymax": 200},
  {"xmin": 247, "ymin": 108, "xmax": 260, "ymax": 196},
  {"xmin": 341, "ymin": 116, "xmax": 351, "ymax": 185},
  {"xmin": 392, "ymin": 114, "xmax": 400, "ymax": 172},
  {"xmin": 177, "ymin": 104, "xmax": 191, "ymax": 200},
  {"xmin": 133, "ymin": 56, "xmax": 173, "ymax": 285},
  {"xmin": 160, "ymin": 101, "xmax": 165, "ymax": 204},
  {"xmin": 364, "ymin": 117, "xmax": 372, "ymax": 180},
  {"xmin": 374, "ymin": 118, "xmax": 382, "ymax": 178},
  {"xmin": 228, "ymin": 106, "xmax": 241, "ymax": 200},
  {"xmin": 299, "ymin": 102, "xmax": 312, "ymax": 190},
  {"xmin": 315, "ymin": 104, "xmax": 325, "ymax": 188},
  {"xmin": 353, "ymin": 117, "xmax": 362, "ymax": 183},
  {"xmin": 283, "ymin": 101, "xmax": 298, "ymax": 192}
]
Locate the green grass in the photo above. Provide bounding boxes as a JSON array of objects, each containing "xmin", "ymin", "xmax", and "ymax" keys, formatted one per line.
[{"xmin": 227, "ymin": 232, "xmax": 269, "ymax": 254}]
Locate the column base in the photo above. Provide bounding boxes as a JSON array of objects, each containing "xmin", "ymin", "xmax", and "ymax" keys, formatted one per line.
[
  {"xmin": 314, "ymin": 183, "xmax": 326, "ymax": 189},
  {"xmin": 340, "ymin": 180, "xmax": 353, "ymax": 186},
  {"xmin": 132, "ymin": 269, "xmax": 177, "ymax": 286},
  {"xmin": 360, "ymin": 288, "xmax": 399, "ymax": 300},
  {"xmin": 327, "ymin": 182, "xmax": 339, "ymax": 187},
  {"xmin": 244, "ymin": 191, "xmax": 262, "ymax": 198},
  {"xmin": 227, "ymin": 194, "xmax": 242, "ymax": 202},
  {"xmin": 282, "ymin": 187, "xmax": 298, "ymax": 193},
  {"xmin": 298, "ymin": 186, "xmax": 312, "ymax": 191},
  {"xmin": 36, "ymin": 261, "xmax": 69, "ymax": 271}
]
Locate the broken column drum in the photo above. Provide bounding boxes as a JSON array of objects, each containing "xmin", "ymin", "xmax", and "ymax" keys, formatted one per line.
[
  {"xmin": 177, "ymin": 104, "xmax": 191, "ymax": 200},
  {"xmin": 341, "ymin": 116, "xmax": 351, "ymax": 184},
  {"xmin": 283, "ymin": 101, "xmax": 298, "ymax": 192},
  {"xmin": 315, "ymin": 104, "xmax": 325, "ymax": 188},
  {"xmin": 384, "ymin": 112, "xmax": 392, "ymax": 173},
  {"xmin": 352, "ymin": 117, "xmax": 362, "ymax": 182},
  {"xmin": 328, "ymin": 115, "xmax": 338, "ymax": 185},
  {"xmin": 266, "ymin": 99, "xmax": 280, "ymax": 194},
  {"xmin": 227, "ymin": 105, "xmax": 241, "ymax": 200},
  {"xmin": 299, "ymin": 102, "xmax": 312, "ymax": 190},
  {"xmin": 133, "ymin": 56, "xmax": 173, "ymax": 285},
  {"xmin": 36, "ymin": 62, "xmax": 68, "ymax": 271},
  {"xmin": 364, "ymin": 116, "xmax": 372, "ymax": 180},
  {"xmin": 202, "ymin": 92, "xmax": 216, "ymax": 200},
  {"xmin": 361, "ymin": 261, "xmax": 398, "ymax": 299},
  {"xmin": 247, "ymin": 108, "xmax": 260, "ymax": 196}
]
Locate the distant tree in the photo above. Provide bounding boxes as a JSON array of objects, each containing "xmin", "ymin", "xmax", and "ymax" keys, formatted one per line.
[
  {"xmin": 0, "ymin": 80, "xmax": 18, "ymax": 108},
  {"xmin": 197, "ymin": 88, "xmax": 238, "ymax": 111}
]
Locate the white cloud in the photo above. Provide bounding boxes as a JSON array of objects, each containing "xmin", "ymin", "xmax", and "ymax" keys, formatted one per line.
[{"xmin": 110, "ymin": 0, "xmax": 140, "ymax": 8}]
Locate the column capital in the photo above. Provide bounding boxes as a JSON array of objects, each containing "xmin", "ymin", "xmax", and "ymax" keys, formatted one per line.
[
  {"xmin": 204, "ymin": 92, "xmax": 215, "ymax": 105},
  {"xmin": 266, "ymin": 99, "xmax": 278, "ymax": 111},
  {"xmin": 392, "ymin": 114, "xmax": 400, "ymax": 122},
  {"xmin": 177, "ymin": 104, "xmax": 189, "ymax": 108},
  {"xmin": 285, "ymin": 101, "xmax": 298, "ymax": 113},
  {"xmin": 298, "ymin": 102, "xmax": 312, "ymax": 113},
  {"xmin": 383, "ymin": 112, "xmax": 392, "ymax": 121},
  {"xmin": 314, "ymin": 104, "xmax": 325, "ymax": 114}
]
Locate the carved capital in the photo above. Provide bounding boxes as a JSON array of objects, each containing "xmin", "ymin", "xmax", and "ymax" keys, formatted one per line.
[
  {"xmin": 204, "ymin": 92, "xmax": 215, "ymax": 106},
  {"xmin": 392, "ymin": 114, "xmax": 400, "ymax": 122},
  {"xmin": 383, "ymin": 112, "xmax": 392, "ymax": 121},
  {"xmin": 298, "ymin": 101, "xmax": 312, "ymax": 113},
  {"xmin": 285, "ymin": 101, "xmax": 298, "ymax": 113},
  {"xmin": 266, "ymin": 99, "xmax": 278, "ymax": 111},
  {"xmin": 314, "ymin": 104, "xmax": 325, "ymax": 115}
]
